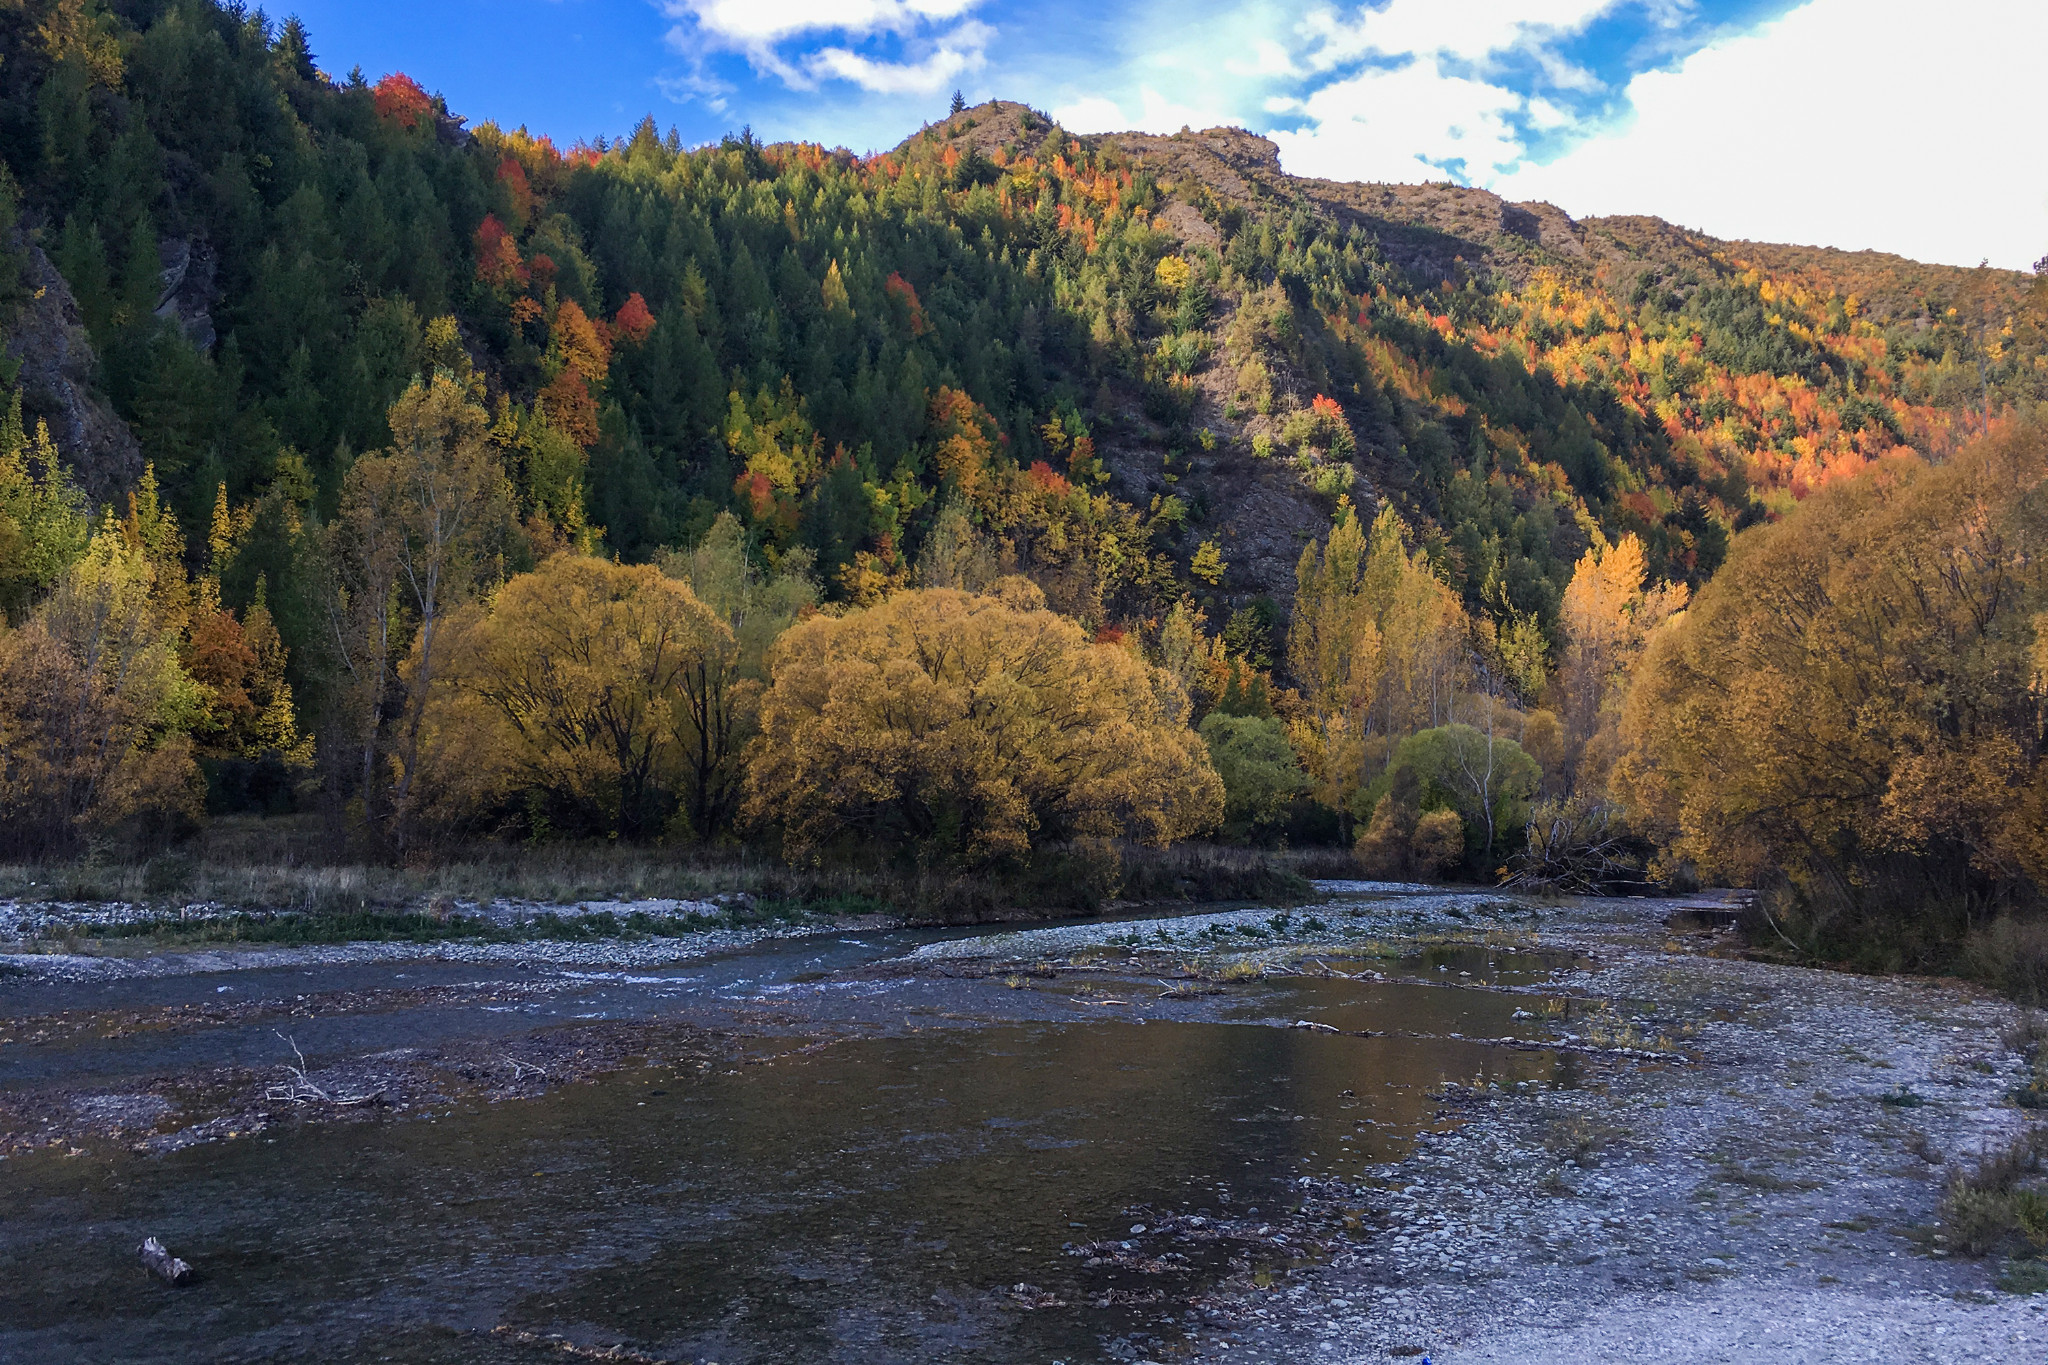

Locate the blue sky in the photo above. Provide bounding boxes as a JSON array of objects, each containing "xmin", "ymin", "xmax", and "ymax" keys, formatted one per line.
[{"xmin": 283, "ymin": 0, "xmax": 2044, "ymax": 270}]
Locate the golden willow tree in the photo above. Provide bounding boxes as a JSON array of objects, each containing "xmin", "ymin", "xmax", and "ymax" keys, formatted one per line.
[
  {"xmin": 744, "ymin": 579, "xmax": 1223, "ymax": 865},
  {"xmin": 1614, "ymin": 422, "xmax": 2047, "ymax": 926},
  {"xmin": 1287, "ymin": 499, "xmax": 1470, "ymax": 820},
  {"xmin": 411, "ymin": 555, "xmax": 729, "ymax": 841}
]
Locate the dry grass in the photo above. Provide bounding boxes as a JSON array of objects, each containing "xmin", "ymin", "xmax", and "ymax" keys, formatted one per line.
[
  {"xmin": 1940, "ymin": 1127, "xmax": 2048, "ymax": 1259},
  {"xmin": 0, "ymin": 820, "xmax": 1314, "ymax": 926}
]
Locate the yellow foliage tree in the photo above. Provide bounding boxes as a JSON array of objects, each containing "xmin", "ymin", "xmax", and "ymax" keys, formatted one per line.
[
  {"xmin": 0, "ymin": 396, "xmax": 88, "ymax": 622},
  {"xmin": 0, "ymin": 515, "xmax": 206, "ymax": 854},
  {"xmin": 1613, "ymin": 423, "xmax": 2047, "ymax": 913},
  {"xmin": 744, "ymin": 580, "xmax": 1223, "ymax": 864},
  {"xmin": 1288, "ymin": 501, "xmax": 1469, "ymax": 816},
  {"xmin": 329, "ymin": 374, "xmax": 512, "ymax": 842},
  {"xmin": 1555, "ymin": 531, "xmax": 1688, "ymax": 792},
  {"xmin": 413, "ymin": 554, "xmax": 730, "ymax": 840},
  {"xmin": 1154, "ymin": 255, "xmax": 1192, "ymax": 293}
]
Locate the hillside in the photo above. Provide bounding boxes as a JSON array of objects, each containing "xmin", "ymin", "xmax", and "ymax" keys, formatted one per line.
[
  {"xmin": 0, "ymin": 2, "xmax": 2038, "ymax": 711},
  {"xmin": 908, "ymin": 102, "xmax": 2037, "ymax": 608}
]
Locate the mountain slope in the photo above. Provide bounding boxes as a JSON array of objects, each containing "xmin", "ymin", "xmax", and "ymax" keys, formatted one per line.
[{"xmin": 0, "ymin": 1, "xmax": 2036, "ymax": 705}]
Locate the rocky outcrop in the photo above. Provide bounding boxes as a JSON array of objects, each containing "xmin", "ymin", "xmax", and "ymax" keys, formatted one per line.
[
  {"xmin": 5, "ymin": 241, "xmax": 142, "ymax": 501},
  {"xmin": 153, "ymin": 237, "xmax": 216, "ymax": 352}
]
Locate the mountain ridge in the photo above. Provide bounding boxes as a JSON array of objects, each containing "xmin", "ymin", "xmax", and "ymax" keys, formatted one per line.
[{"xmin": 914, "ymin": 101, "xmax": 2030, "ymax": 307}]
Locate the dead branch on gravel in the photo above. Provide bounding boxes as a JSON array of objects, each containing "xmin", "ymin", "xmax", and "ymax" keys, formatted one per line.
[
  {"xmin": 1502, "ymin": 797, "xmax": 1646, "ymax": 895},
  {"xmin": 263, "ymin": 1032, "xmax": 382, "ymax": 1107}
]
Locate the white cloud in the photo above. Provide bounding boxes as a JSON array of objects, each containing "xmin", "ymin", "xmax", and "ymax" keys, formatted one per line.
[
  {"xmin": 1268, "ymin": 0, "xmax": 1622, "ymax": 185},
  {"xmin": 807, "ymin": 24, "xmax": 990, "ymax": 94},
  {"xmin": 1526, "ymin": 96, "xmax": 1570, "ymax": 131},
  {"xmin": 1055, "ymin": 85, "xmax": 1241, "ymax": 136},
  {"xmin": 659, "ymin": 0, "xmax": 990, "ymax": 94},
  {"xmin": 662, "ymin": 0, "xmax": 980, "ymax": 46},
  {"xmin": 1492, "ymin": 0, "xmax": 2048, "ymax": 269},
  {"xmin": 1270, "ymin": 56, "xmax": 1526, "ymax": 181},
  {"xmin": 1227, "ymin": 39, "xmax": 1299, "ymax": 79},
  {"xmin": 653, "ymin": 65, "xmax": 733, "ymax": 114},
  {"xmin": 1297, "ymin": 0, "xmax": 1622, "ymax": 73}
]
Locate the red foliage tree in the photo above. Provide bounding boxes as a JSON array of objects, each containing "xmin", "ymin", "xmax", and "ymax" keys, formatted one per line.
[
  {"xmin": 612, "ymin": 293, "xmax": 656, "ymax": 345},
  {"xmin": 497, "ymin": 156, "xmax": 534, "ymax": 225},
  {"xmin": 884, "ymin": 272, "xmax": 926, "ymax": 335},
  {"xmin": 735, "ymin": 470, "xmax": 775, "ymax": 519},
  {"xmin": 1025, "ymin": 460, "xmax": 1071, "ymax": 496},
  {"xmin": 373, "ymin": 73, "xmax": 432, "ymax": 130},
  {"xmin": 474, "ymin": 214, "xmax": 526, "ymax": 290}
]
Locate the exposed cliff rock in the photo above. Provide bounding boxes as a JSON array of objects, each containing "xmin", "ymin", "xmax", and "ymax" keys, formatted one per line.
[
  {"xmin": 153, "ymin": 237, "xmax": 217, "ymax": 353},
  {"xmin": 5, "ymin": 241, "xmax": 141, "ymax": 502}
]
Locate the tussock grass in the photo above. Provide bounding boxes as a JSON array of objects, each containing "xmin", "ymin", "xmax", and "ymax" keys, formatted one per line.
[
  {"xmin": 1940, "ymin": 1127, "xmax": 2048, "ymax": 1264},
  {"xmin": 0, "ymin": 819, "xmax": 1314, "ymax": 936}
]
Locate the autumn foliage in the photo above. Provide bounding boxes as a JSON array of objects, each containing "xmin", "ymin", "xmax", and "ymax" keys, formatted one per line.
[
  {"xmin": 1614, "ymin": 422, "xmax": 2048, "ymax": 948},
  {"xmin": 474, "ymin": 213, "xmax": 525, "ymax": 290},
  {"xmin": 413, "ymin": 555, "xmax": 729, "ymax": 840},
  {"xmin": 611, "ymin": 292, "xmax": 656, "ymax": 345},
  {"xmin": 744, "ymin": 581, "xmax": 1224, "ymax": 865},
  {"xmin": 372, "ymin": 73, "xmax": 432, "ymax": 130}
]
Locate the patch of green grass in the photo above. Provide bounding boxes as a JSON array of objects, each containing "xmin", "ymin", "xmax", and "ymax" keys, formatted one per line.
[
  {"xmin": 1998, "ymin": 1259, "xmax": 2048, "ymax": 1294},
  {"xmin": 1940, "ymin": 1128, "xmax": 2048, "ymax": 1261},
  {"xmin": 1716, "ymin": 1162, "xmax": 1816, "ymax": 1192}
]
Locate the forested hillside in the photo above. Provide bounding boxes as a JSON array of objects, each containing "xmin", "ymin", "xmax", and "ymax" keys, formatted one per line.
[
  {"xmin": 2, "ymin": 7, "xmax": 2036, "ymax": 640},
  {"xmin": 0, "ymin": 1, "xmax": 2039, "ymax": 955}
]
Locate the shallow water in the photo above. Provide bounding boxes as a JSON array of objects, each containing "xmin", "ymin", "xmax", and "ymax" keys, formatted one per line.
[{"xmin": 0, "ymin": 928, "xmax": 1578, "ymax": 1363}]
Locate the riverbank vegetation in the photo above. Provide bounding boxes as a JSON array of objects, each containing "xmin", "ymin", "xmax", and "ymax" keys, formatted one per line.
[{"xmin": 0, "ymin": 3, "xmax": 2041, "ymax": 987}]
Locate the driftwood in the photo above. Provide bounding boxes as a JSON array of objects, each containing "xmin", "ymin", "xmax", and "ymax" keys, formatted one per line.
[
  {"xmin": 263, "ymin": 1032, "xmax": 383, "ymax": 1107},
  {"xmin": 1503, "ymin": 798, "xmax": 1646, "ymax": 895},
  {"xmin": 139, "ymin": 1236, "xmax": 192, "ymax": 1286}
]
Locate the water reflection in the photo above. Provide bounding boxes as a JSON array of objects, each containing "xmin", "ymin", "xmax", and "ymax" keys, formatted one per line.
[{"xmin": 0, "ymin": 1018, "xmax": 1563, "ymax": 1363}]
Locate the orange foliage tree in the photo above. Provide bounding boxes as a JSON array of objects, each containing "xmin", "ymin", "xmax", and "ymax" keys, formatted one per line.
[{"xmin": 372, "ymin": 73, "xmax": 432, "ymax": 130}]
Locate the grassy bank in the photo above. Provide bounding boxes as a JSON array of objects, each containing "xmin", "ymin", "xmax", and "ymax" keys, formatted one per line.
[
  {"xmin": 0, "ymin": 817, "xmax": 1322, "ymax": 945},
  {"xmin": 1739, "ymin": 878, "xmax": 2048, "ymax": 1005}
]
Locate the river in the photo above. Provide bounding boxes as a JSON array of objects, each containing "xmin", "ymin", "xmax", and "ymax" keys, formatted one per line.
[{"xmin": 3, "ymin": 887, "xmax": 2037, "ymax": 1363}]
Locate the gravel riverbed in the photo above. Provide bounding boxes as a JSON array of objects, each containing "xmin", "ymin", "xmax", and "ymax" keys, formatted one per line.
[
  {"xmin": 1080, "ymin": 896, "xmax": 2044, "ymax": 1364},
  {"xmin": 2, "ymin": 884, "xmax": 2042, "ymax": 1363}
]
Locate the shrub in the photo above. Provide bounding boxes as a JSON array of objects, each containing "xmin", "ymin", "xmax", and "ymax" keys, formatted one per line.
[
  {"xmin": 1941, "ymin": 1128, "xmax": 2048, "ymax": 1258},
  {"xmin": 1200, "ymin": 712, "xmax": 1310, "ymax": 838},
  {"xmin": 744, "ymin": 581, "xmax": 1223, "ymax": 865}
]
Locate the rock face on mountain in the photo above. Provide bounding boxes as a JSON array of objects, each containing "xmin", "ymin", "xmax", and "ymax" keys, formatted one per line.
[
  {"xmin": 5, "ymin": 240, "xmax": 141, "ymax": 502},
  {"xmin": 897, "ymin": 103, "xmax": 2016, "ymax": 618},
  {"xmin": 153, "ymin": 237, "xmax": 218, "ymax": 353}
]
